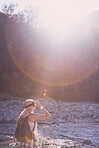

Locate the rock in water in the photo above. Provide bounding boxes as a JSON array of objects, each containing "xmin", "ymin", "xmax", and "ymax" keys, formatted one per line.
[{"xmin": 83, "ymin": 139, "xmax": 92, "ymax": 145}]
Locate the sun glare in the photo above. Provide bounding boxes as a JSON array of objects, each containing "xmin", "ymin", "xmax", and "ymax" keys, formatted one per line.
[
  {"xmin": 16, "ymin": 0, "xmax": 98, "ymax": 35},
  {"xmin": 38, "ymin": 0, "xmax": 89, "ymax": 32},
  {"xmin": 17, "ymin": 0, "xmax": 91, "ymax": 32},
  {"xmin": 6, "ymin": 0, "xmax": 99, "ymax": 86}
]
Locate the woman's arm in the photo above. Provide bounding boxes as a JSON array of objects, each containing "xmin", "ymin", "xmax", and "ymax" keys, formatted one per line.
[{"xmin": 33, "ymin": 100, "xmax": 51, "ymax": 120}]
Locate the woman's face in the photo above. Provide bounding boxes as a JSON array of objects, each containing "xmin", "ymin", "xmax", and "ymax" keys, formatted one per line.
[{"xmin": 30, "ymin": 105, "xmax": 35, "ymax": 112}]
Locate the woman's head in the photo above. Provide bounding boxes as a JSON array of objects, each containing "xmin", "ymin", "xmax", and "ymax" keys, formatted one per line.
[
  {"xmin": 19, "ymin": 99, "xmax": 35, "ymax": 118},
  {"xmin": 25, "ymin": 99, "xmax": 35, "ymax": 112}
]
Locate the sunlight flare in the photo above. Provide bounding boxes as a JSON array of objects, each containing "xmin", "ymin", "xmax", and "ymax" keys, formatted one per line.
[{"xmin": 5, "ymin": 0, "xmax": 99, "ymax": 86}]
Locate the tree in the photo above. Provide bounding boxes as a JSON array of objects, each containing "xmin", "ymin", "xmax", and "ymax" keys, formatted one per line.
[{"xmin": 1, "ymin": 3, "xmax": 17, "ymax": 17}]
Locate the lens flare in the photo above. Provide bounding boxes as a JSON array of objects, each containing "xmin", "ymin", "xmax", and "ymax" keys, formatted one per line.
[
  {"xmin": 24, "ymin": 131, "xmax": 38, "ymax": 146},
  {"xmin": 6, "ymin": 14, "xmax": 99, "ymax": 86},
  {"xmin": 25, "ymin": 135, "xmax": 36, "ymax": 146},
  {"xmin": 44, "ymin": 89, "xmax": 47, "ymax": 92},
  {"xmin": 43, "ymin": 93, "xmax": 46, "ymax": 96}
]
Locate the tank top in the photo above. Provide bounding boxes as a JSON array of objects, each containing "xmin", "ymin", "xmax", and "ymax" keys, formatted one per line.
[
  {"xmin": 28, "ymin": 120, "xmax": 38, "ymax": 139},
  {"xmin": 21, "ymin": 120, "xmax": 38, "ymax": 148}
]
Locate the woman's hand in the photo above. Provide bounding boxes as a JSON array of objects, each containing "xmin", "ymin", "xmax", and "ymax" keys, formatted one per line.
[
  {"xmin": 33, "ymin": 100, "xmax": 51, "ymax": 120},
  {"xmin": 34, "ymin": 100, "xmax": 42, "ymax": 108}
]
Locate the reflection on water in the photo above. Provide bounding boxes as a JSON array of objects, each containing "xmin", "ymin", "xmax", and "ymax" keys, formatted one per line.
[{"xmin": 0, "ymin": 97, "xmax": 99, "ymax": 147}]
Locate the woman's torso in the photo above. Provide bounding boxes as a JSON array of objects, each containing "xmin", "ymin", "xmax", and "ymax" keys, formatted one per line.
[{"xmin": 20, "ymin": 116, "xmax": 38, "ymax": 148}]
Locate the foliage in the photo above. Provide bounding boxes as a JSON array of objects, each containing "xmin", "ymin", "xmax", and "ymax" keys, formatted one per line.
[
  {"xmin": 1, "ymin": 3, "xmax": 39, "ymax": 27},
  {"xmin": 1, "ymin": 3, "xmax": 17, "ymax": 17}
]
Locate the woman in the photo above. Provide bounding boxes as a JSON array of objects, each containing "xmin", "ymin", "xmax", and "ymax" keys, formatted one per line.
[{"xmin": 17, "ymin": 99, "xmax": 51, "ymax": 148}]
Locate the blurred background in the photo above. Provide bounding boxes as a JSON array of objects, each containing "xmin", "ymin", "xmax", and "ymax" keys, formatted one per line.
[{"xmin": 0, "ymin": 0, "xmax": 99, "ymax": 102}]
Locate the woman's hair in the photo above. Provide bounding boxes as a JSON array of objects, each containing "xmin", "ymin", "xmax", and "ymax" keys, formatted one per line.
[
  {"xmin": 24, "ymin": 99, "xmax": 34, "ymax": 108},
  {"xmin": 19, "ymin": 98, "xmax": 35, "ymax": 119}
]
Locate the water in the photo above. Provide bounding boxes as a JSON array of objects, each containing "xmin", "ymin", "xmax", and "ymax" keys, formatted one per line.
[{"xmin": 0, "ymin": 97, "xmax": 99, "ymax": 147}]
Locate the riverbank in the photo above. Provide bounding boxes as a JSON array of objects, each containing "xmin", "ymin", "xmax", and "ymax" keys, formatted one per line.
[{"xmin": 0, "ymin": 97, "xmax": 99, "ymax": 147}]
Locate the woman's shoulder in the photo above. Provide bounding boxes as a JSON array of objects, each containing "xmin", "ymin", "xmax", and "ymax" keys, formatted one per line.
[{"xmin": 28, "ymin": 113, "xmax": 37, "ymax": 122}]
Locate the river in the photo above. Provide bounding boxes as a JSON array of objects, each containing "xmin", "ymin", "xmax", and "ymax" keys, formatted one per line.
[{"xmin": 0, "ymin": 97, "xmax": 99, "ymax": 148}]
